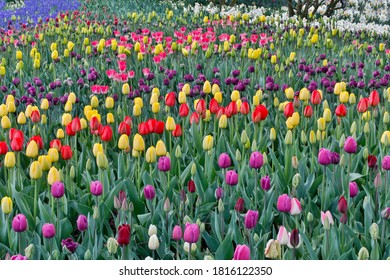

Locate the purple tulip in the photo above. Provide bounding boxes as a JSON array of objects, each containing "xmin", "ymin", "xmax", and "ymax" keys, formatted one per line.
[
  {"xmin": 260, "ymin": 175, "xmax": 271, "ymax": 191},
  {"xmin": 215, "ymin": 187, "xmax": 224, "ymax": 200},
  {"xmin": 51, "ymin": 181, "xmax": 65, "ymax": 198},
  {"xmin": 172, "ymin": 225, "xmax": 182, "ymax": 241},
  {"xmin": 158, "ymin": 156, "xmax": 171, "ymax": 172},
  {"xmin": 349, "ymin": 182, "xmax": 359, "ymax": 198},
  {"xmin": 244, "ymin": 210, "xmax": 259, "ymax": 229},
  {"xmin": 90, "ymin": 181, "xmax": 103, "ymax": 196},
  {"xmin": 381, "ymin": 208, "xmax": 390, "ymax": 219},
  {"xmin": 277, "ymin": 194, "xmax": 292, "ymax": 213},
  {"xmin": 218, "ymin": 153, "xmax": 231, "ymax": 169},
  {"xmin": 183, "ymin": 223, "xmax": 200, "ymax": 243},
  {"xmin": 318, "ymin": 148, "xmax": 332, "ymax": 165},
  {"xmin": 143, "ymin": 185, "xmax": 156, "ymax": 200},
  {"xmin": 225, "ymin": 170, "xmax": 238, "ymax": 186},
  {"xmin": 62, "ymin": 237, "xmax": 78, "ymax": 254},
  {"xmin": 344, "ymin": 136, "xmax": 357, "ymax": 154},
  {"xmin": 382, "ymin": 156, "xmax": 390, "ymax": 170},
  {"xmin": 331, "ymin": 152, "xmax": 340, "ymax": 164},
  {"xmin": 249, "ymin": 151, "xmax": 263, "ymax": 169},
  {"xmin": 76, "ymin": 214, "xmax": 88, "ymax": 232},
  {"xmin": 233, "ymin": 244, "xmax": 250, "ymax": 260},
  {"xmin": 12, "ymin": 214, "xmax": 28, "ymax": 232},
  {"xmin": 235, "ymin": 198, "xmax": 245, "ymax": 212},
  {"xmin": 42, "ymin": 223, "xmax": 56, "ymax": 239}
]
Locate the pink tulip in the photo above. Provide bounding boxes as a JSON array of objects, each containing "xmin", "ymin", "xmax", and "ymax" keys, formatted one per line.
[
  {"xmin": 318, "ymin": 148, "xmax": 332, "ymax": 165},
  {"xmin": 172, "ymin": 225, "xmax": 182, "ymax": 241},
  {"xmin": 249, "ymin": 151, "xmax": 263, "ymax": 169},
  {"xmin": 349, "ymin": 182, "xmax": 359, "ymax": 198},
  {"xmin": 277, "ymin": 226, "xmax": 289, "ymax": 245},
  {"xmin": 12, "ymin": 214, "xmax": 28, "ymax": 232},
  {"xmin": 321, "ymin": 210, "xmax": 334, "ymax": 227},
  {"xmin": 183, "ymin": 223, "xmax": 200, "ymax": 244},
  {"xmin": 277, "ymin": 194, "xmax": 291, "ymax": 213},
  {"xmin": 244, "ymin": 210, "xmax": 259, "ymax": 229},
  {"xmin": 42, "ymin": 223, "xmax": 56, "ymax": 239},
  {"xmin": 344, "ymin": 136, "xmax": 357, "ymax": 154},
  {"xmin": 218, "ymin": 153, "xmax": 231, "ymax": 169}
]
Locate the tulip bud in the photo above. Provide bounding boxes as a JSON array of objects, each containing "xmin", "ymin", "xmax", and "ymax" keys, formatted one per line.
[
  {"xmin": 358, "ymin": 247, "xmax": 369, "ymax": 260},
  {"xmin": 218, "ymin": 199, "xmax": 224, "ymax": 213},
  {"xmin": 284, "ymin": 130, "xmax": 293, "ymax": 145},
  {"xmin": 164, "ymin": 198, "xmax": 171, "ymax": 212},
  {"xmin": 96, "ymin": 152, "xmax": 108, "ymax": 169},
  {"xmin": 24, "ymin": 244, "xmax": 35, "ymax": 259},
  {"xmin": 369, "ymin": 223, "xmax": 379, "ymax": 240},
  {"xmin": 93, "ymin": 205, "xmax": 100, "ymax": 220},
  {"xmin": 107, "ymin": 237, "xmax": 119, "ymax": 255},
  {"xmin": 1, "ymin": 196, "xmax": 13, "ymax": 214}
]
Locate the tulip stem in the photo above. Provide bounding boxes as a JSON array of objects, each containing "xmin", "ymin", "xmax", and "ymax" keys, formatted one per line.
[
  {"xmin": 7, "ymin": 168, "xmax": 12, "ymax": 197},
  {"xmin": 381, "ymin": 220, "xmax": 386, "ymax": 249},
  {"xmin": 254, "ymin": 169, "xmax": 258, "ymax": 208},
  {"xmin": 57, "ymin": 199, "xmax": 61, "ymax": 240},
  {"xmin": 176, "ymin": 241, "xmax": 180, "ymax": 260},
  {"xmin": 18, "ymin": 232, "xmax": 22, "ymax": 254},
  {"xmin": 321, "ymin": 165, "xmax": 326, "ymax": 211},
  {"xmin": 137, "ymin": 155, "xmax": 141, "ymax": 194},
  {"xmin": 188, "ymin": 244, "xmax": 191, "ymax": 260},
  {"xmin": 6, "ymin": 214, "xmax": 12, "ymax": 250},
  {"xmin": 34, "ymin": 179, "xmax": 38, "ymax": 226},
  {"xmin": 122, "ymin": 245, "xmax": 129, "ymax": 260}
]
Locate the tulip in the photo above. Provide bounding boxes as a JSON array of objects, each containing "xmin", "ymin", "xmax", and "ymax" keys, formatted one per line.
[
  {"xmin": 318, "ymin": 148, "xmax": 332, "ymax": 165},
  {"xmin": 357, "ymin": 98, "xmax": 369, "ymax": 113},
  {"xmin": 156, "ymin": 140, "xmax": 167, "ymax": 156},
  {"xmin": 252, "ymin": 104, "xmax": 268, "ymax": 122},
  {"xmin": 233, "ymin": 244, "xmax": 250, "ymax": 260},
  {"xmin": 42, "ymin": 223, "xmax": 56, "ymax": 239},
  {"xmin": 321, "ymin": 210, "xmax": 334, "ymax": 229},
  {"xmin": 381, "ymin": 208, "xmax": 390, "ymax": 220},
  {"xmin": 277, "ymin": 194, "xmax": 291, "ymax": 213},
  {"xmin": 338, "ymin": 196, "xmax": 348, "ymax": 215},
  {"xmin": 264, "ymin": 239, "xmax": 281, "ymax": 259},
  {"xmin": 90, "ymin": 181, "xmax": 103, "ymax": 196},
  {"xmin": 261, "ymin": 175, "xmax": 271, "ymax": 191},
  {"xmin": 62, "ymin": 238, "xmax": 78, "ymax": 254},
  {"xmin": 118, "ymin": 134, "xmax": 130, "ymax": 151},
  {"xmin": 29, "ymin": 161, "xmax": 42, "ymax": 179},
  {"xmin": 148, "ymin": 234, "xmax": 160, "ymax": 250},
  {"xmin": 344, "ymin": 136, "xmax": 357, "ymax": 154},
  {"xmin": 235, "ymin": 198, "xmax": 245, "ymax": 212},
  {"xmin": 77, "ymin": 215, "xmax": 88, "ymax": 232},
  {"xmin": 165, "ymin": 117, "xmax": 176, "ymax": 131},
  {"xmin": 369, "ymin": 90, "xmax": 380, "ymax": 107},
  {"xmin": 1, "ymin": 196, "xmax": 13, "ymax": 214},
  {"xmin": 382, "ymin": 156, "xmax": 390, "ymax": 170},
  {"xmin": 143, "ymin": 185, "xmax": 156, "ymax": 200},
  {"xmin": 12, "ymin": 214, "xmax": 28, "ymax": 232},
  {"xmin": 218, "ymin": 153, "xmax": 231, "ymax": 169},
  {"xmin": 133, "ymin": 134, "xmax": 145, "ymax": 152},
  {"xmin": 277, "ymin": 226, "xmax": 289, "ymax": 245},
  {"xmin": 158, "ymin": 156, "xmax": 171, "ymax": 171},
  {"xmin": 51, "ymin": 181, "xmax": 65, "ymax": 198},
  {"xmin": 187, "ymin": 180, "xmax": 196, "ymax": 193},
  {"xmin": 244, "ymin": 210, "xmax": 259, "ymax": 229},
  {"xmin": 100, "ymin": 125, "xmax": 113, "ymax": 142},
  {"xmin": 26, "ymin": 140, "xmax": 39, "ymax": 158},
  {"xmin": 96, "ymin": 152, "xmax": 108, "ymax": 169},
  {"xmin": 183, "ymin": 223, "xmax": 200, "ymax": 244},
  {"xmin": 145, "ymin": 146, "xmax": 157, "ymax": 163},
  {"xmin": 225, "ymin": 170, "xmax": 238, "ymax": 186},
  {"xmin": 61, "ymin": 146, "xmax": 72, "ymax": 160},
  {"xmin": 249, "ymin": 151, "xmax": 264, "ymax": 169},
  {"xmin": 172, "ymin": 225, "xmax": 182, "ymax": 241},
  {"xmin": 367, "ymin": 155, "xmax": 377, "ymax": 168},
  {"xmin": 349, "ymin": 182, "xmax": 359, "ymax": 198},
  {"xmin": 287, "ymin": 229, "xmax": 302, "ymax": 249},
  {"xmin": 10, "ymin": 254, "xmax": 28, "ymax": 260},
  {"xmin": 4, "ymin": 152, "xmax": 16, "ymax": 168},
  {"xmin": 290, "ymin": 198, "xmax": 302, "ymax": 215},
  {"xmin": 202, "ymin": 135, "xmax": 213, "ymax": 151}
]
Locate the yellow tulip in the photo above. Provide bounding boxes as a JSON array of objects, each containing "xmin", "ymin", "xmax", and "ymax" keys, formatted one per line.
[
  {"xmin": 118, "ymin": 134, "xmax": 130, "ymax": 150},
  {"xmin": 291, "ymin": 112, "xmax": 300, "ymax": 127},
  {"xmin": 150, "ymin": 93, "xmax": 159, "ymax": 105},
  {"xmin": 134, "ymin": 97, "xmax": 143, "ymax": 108},
  {"xmin": 299, "ymin": 88, "xmax": 310, "ymax": 101},
  {"xmin": 96, "ymin": 152, "xmax": 108, "ymax": 169},
  {"xmin": 0, "ymin": 65, "xmax": 5, "ymax": 76},
  {"xmin": 152, "ymin": 102, "xmax": 160, "ymax": 113},
  {"xmin": 381, "ymin": 131, "xmax": 390, "ymax": 146},
  {"xmin": 41, "ymin": 98, "xmax": 49, "ymax": 110},
  {"xmin": 4, "ymin": 152, "xmax": 16, "ymax": 168},
  {"xmin": 219, "ymin": 114, "xmax": 228, "ymax": 128},
  {"xmin": 231, "ymin": 90, "xmax": 240, "ymax": 102},
  {"xmin": 56, "ymin": 128, "xmax": 64, "ymax": 139},
  {"xmin": 145, "ymin": 146, "xmax": 157, "ymax": 163},
  {"xmin": 133, "ymin": 134, "xmax": 145, "ymax": 152},
  {"xmin": 309, "ymin": 130, "xmax": 316, "ymax": 144},
  {"xmin": 178, "ymin": 92, "xmax": 186, "ymax": 104},
  {"xmin": 26, "ymin": 140, "xmax": 39, "ymax": 158},
  {"xmin": 285, "ymin": 130, "xmax": 293, "ymax": 145},
  {"xmin": 91, "ymin": 96, "xmax": 99, "ymax": 108},
  {"xmin": 285, "ymin": 87, "xmax": 294, "ymax": 99},
  {"xmin": 212, "ymin": 84, "xmax": 220, "ymax": 95},
  {"xmin": 93, "ymin": 143, "xmax": 104, "ymax": 157},
  {"xmin": 317, "ymin": 118, "xmax": 326, "ymax": 131},
  {"xmin": 202, "ymin": 135, "xmax": 213, "ymax": 151},
  {"xmin": 182, "ymin": 84, "xmax": 190, "ymax": 95},
  {"xmin": 30, "ymin": 161, "xmax": 42, "ymax": 179},
  {"xmin": 0, "ymin": 104, "xmax": 9, "ymax": 116},
  {"xmin": 156, "ymin": 140, "xmax": 167, "ymax": 156},
  {"xmin": 214, "ymin": 92, "xmax": 223, "ymax": 103},
  {"xmin": 270, "ymin": 128, "xmax": 276, "ymax": 141},
  {"xmin": 33, "ymin": 58, "xmax": 40, "ymax": 69},
  {"xmin": 334, "ymin": 83, "xmax": 342, "ymax": 95},
  {"xmin": 51, "ymin": 50, "xmax": 58, "ymax": 60},
  {"xmin": 165, "ymin": 117, "xmax": 175, "ymax": 131},
  {"xmin": 7, "ymin": 102, "xmax": 15, "ymax": 113},
  {"xmin": 47, "ymin": 166, "xmax": 60, "ymax": 185},
  {"xmin": 38, "ymin": 155, "xmax": 52, "ymax": 171},
  {"xmin": 323, "ymin": 108, "xmax": 331, "ymax": 122},
  {"xmin": 68, "ymin": 92, "xmax": 76, "ymax": 104},
  {"xmin": 339, "ymin": 91, "xmax": 349, "ymax": 103},
  {"xmin": 64, "ymin": 101, "xmax": 73, "ymax": 112},
  {"xmin": 203, "ymin": 80, "xmax": 211, "ymax": 94},
  {"xmin": 106, "ymin": 113, "xmax": 114, "ymax": 124},
  {"xmin": 62, "ymin": 113, "xmax": 72, "ymax": 126},
  {"xmin": 133, "ymin": 104, "xmax": 141, "ymax": 116},
  {"xmin": 1, "ymin": 116, "xmax": 11, "ymax": 129},
  {"xmin": 16, "ymin": 50, "xmax": 23, "ymax": 60},
  {"xmin": 48, "ymin": 148, "xmax": 59, "ymax": 162},
  {"xmin": 1, "ymin": 196, "xmax": 13, "ymax": 214},
  {"xmin": 105, "ymin": 97, "xmax": 114, "ymax": 109}
]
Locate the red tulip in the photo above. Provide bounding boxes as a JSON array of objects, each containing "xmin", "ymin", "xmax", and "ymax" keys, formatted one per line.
[
  {"xmin": 216, "ymin": 107, "xmax": 225, "ymax": 119},
  {"xmin": 367, "ymin": 154, "xmax": 377, "ymax": 168},
  {"xmin": 209, "ymin": 98, "xmax": 219, "ymax": 114},
  {"xmin": 357, "ymin": 97, "xmax": 369, "ymax": 113},
  {"xmin": 310, "ymin": 89, "xmax": 322, "ymax": 105},
  {"xmin": 195, "ymin": 99, "xmax": 206, "ymax": 115},
  {"xmin": 11, "ymin": 137, "xmax": 23, "ymax": 151},
  {"xmin": 303, "ymin": 105, "xmax": 313, "ymax": 118},
  {"xmin": 118, "ymin": 121, "xmax": 131, "ymax": 135},
  {"xmin": 61, "ymin": 145, "xmax": 72, "ymax": 160},
  {"xmin": 0, "ymin": 141, "xmax": 8, "ymax": 155},
  {"xmin": 240, "ymin": 101, "xmax": 250, "ymax": 115},
  {"xmin": 337, "ymin": 196, "xmax": 348, "ymax": 214},
  {"xmin": 123, "ymin": 116, "xmax": 132, "ymax": 127},
  {"xmin": 283, "ymin": 102, "xmax": 294, "ymax": 118},
  {"xmin": 172, "ymin": 124, "xmax": 182, "ymax": 137},
  {"xmin": 187, "ymin": 179, "xmax": 196, "ymax": 193},
  {"xmin": 71, "ymin": 117, "xmax": 82, "ymax": 133},
  {"xmin": 179, "ymin": 103, "xmax": 189, "ymax": 117},
  {"xmin": 30, "ymin": 110, "xmax": 40, "ymax": 123},
  {"xmin": 165, "ymin": 92, "xmax": 176, "ymax": 107},
  {"xmin": 235, "ymin": 197, "xmax": 245, "ymax": 212},
  {"xmin": 225, "ymin": 101, "xmax": 238, "ymax": 118},
  {"xmin": 155, "ymin": 121, "xmax": 165, "ymax": 134},
  {"xmin": 138, "ymin": 122, "xmax": 149, "ymax": 135},
  {"xmin": 369, "ymin": 90, "xmax": 380, "ymax": 107},
  {"xmin": 335, "ymin": 104, "xmax": 347, "ymax": 117},
  {"xmin": 50, "ymin": 139, "xmax": 62, "ymax": 151},
  {"xmin": 190, "ymin": 112, "xmax": 200, "ymax": 124},
  {"xmin": 9, "ymin": 128, "xmax": 24, "ymax": 142},
  {"xmin": 117, "ymin": 224, "xmax": 131, "ymax": 246},
  {"xmin": 146, "ymin": 119, "xmax": 157, "ymax": 133},
  {"xmin": 100, "ymin": 125, "xmax": 113, "ymax": 142},
  {"xmin": 66, "ymin": 123, "xmax": 76, "ymax": 136},
  {"xmin": 89, "ymin": 116, "xmax": 100, "ymax": 134},
  {"xmin": 252, "ymin": 104, "xmax": 268, "ymax": 123}
]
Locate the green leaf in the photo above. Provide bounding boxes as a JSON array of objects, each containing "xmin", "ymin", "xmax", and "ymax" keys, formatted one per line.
[{"xmin": 215, "ymin": 235, "xmax": 233, "ymax": 260}]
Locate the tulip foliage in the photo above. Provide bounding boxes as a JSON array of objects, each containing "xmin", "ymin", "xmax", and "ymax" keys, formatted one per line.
[{"xmin": 0, "ymin": 0, "xmax": 390, "ymax": 261}]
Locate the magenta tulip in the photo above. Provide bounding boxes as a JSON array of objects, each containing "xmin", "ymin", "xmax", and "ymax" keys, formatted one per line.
[
  {"xmin": 225, "ymin": 170, "xmax": 238, "ymax": 186},
  {"xmin": 249, "ymin": 151, "xmax": 263, "ymax": 169},
  {"xmin": 349, "ymin": 182, "xmax": 359, "ymax": 198},
  {"xmin": 244, "ymin": 210, "xmax": 259, "ymax": 229},
  {"xmin": 318, "ymin": 148, "xmax": 332, "ymax": 165},
  {"xmin": 277, "ymin": 194, "xmax": 291, "ymax": 213},
  {"xmin": 183, "ymin": 223, "xmax": 200, "ymax": 243},
  {"xmin": 260, "ymin": 175, "xmax": 271, "ymax": 191},
  {"xmin": 12, "ymin": 214, "xmax": 28, "ymax": 232},
  {"xmin": 233, "ymin": 244, "xmax": 250, "ymax": 260},
  {"xmin": 382, "ymin": 156, "xmax": 390, "ymax": 170},
  {"xmin": 218, "ymin": 153, "xmax": 231, "ymax": 169},
  {"xmin": 76, "ymin": 214, "xmax": 88, "ymax": 232},
  {"xmin": 51, "ymin": 181, "xmax": 65, "ymax": 198},
  {"xmin": 90, "ymin": 180, "xmax": 103, "ymax": 196},
  {"xmin": 172, "ymin": 225, "xmax": 182, "ymax": 241},
  {"xmin": 344, "ymin": 136, "xmax": 357, "ymax": 154},
  {"xmin": 158, "ymin": 156, "xmax": 171, "ymax": 171},
  {"xmin": 42, "ymin": 223, "xmax": 56, "ymax": 239},
  {"xmin": 143, "ymin": 185, "xmax": 156, "ymax": 200}
]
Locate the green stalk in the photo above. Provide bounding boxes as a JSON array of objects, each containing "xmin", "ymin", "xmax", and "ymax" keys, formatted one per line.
[
  {"xmin": 34, "ymin": 179, "xmax": 38, "ymax": 226},
  {"xmin": 321, "ymin": 165, "xmax": 326, "ymax": 211}
]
